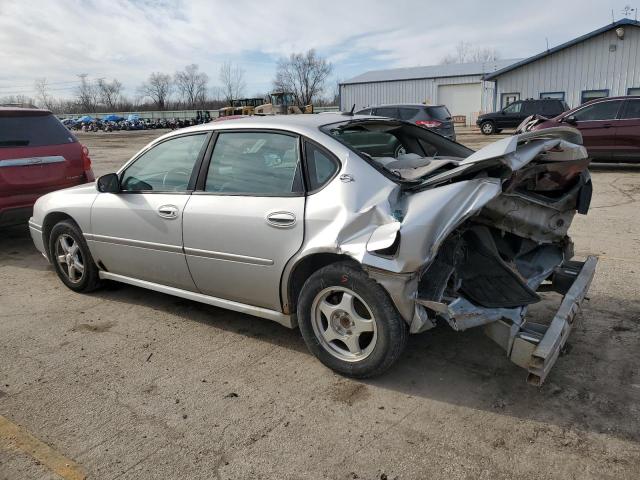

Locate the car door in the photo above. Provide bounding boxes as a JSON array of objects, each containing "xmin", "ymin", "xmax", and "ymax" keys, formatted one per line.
[
  {"xmin": 182, "ymin": 130, "xmax": 305, "ymax": 311},
  {"xmin": 613, "ymin": 99, "xmax": 640, "ymax": 162},
  {"xmin": 497, "ymin": 101, "xmax": 523, "ymax": 128},
  {"xmin": 570, "ymin": 100, "xmax": 623, "ymax": 161},
  {"xmin": 89, "ymin": 132, "xmax": 210, "ymax": 291}
]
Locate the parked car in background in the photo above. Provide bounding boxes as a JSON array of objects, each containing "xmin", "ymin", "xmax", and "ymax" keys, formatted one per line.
[
  {"xmin": 356, "ymin": 104, "xmax": 456, "ymax": 140},
  {"xmin": 0, "ymin": 107, "xmax": 94, "ymax": 227},
  {"xmin": 29, "ymin": 114, "xmax": 596, "ymax": 385},
  {"xmin": 528, "ymin": 96, "xmax": 640, "ymax": 162},
  {"xmin": 477, "ymin": 98, "xmax": 569, "ymax": 134}
]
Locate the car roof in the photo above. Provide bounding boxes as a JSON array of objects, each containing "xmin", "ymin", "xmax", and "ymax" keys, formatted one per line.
[
  {"xmin": 166, "ymin": 113, "xmax": 369, "ymax": 135},
  {"xmin": 0, "ymin": 106, "xmax": 52, "ymax": 117},
  {"xmin": 359, "ymin": 103, "xmax": 445, "ymax": 109}
]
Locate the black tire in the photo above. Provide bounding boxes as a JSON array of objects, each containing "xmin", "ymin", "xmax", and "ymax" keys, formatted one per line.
[
  {"xmin": 480, "ymin": 121, "xmax": 496, "ymax": 135},
  {"xmin": 297, "ymin": 262, "xmax": 408, "ymax": 378},
  {"xmin": 48, "ymin": 219, "xmax": 101, "ymax": 293}
]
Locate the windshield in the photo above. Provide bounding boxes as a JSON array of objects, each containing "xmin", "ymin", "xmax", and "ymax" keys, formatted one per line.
[{"xmin": 321, "ymin": 120, "xmax": 472, "ymax": 183}]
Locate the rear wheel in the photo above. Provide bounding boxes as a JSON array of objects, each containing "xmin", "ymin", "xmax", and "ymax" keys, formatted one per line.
[
  {"xmin": 297, "ymin": 262, "xmax": 408, "ymax": 378},
  {"xmin": 49, "ymin": 220, "xmax": 101, "ymax": 292},
  {"xmin": 480, "ymin": 121, "xmax": 496, "ymax": 135}
]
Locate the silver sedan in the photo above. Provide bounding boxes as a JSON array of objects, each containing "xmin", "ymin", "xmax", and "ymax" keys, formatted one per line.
[{"xmin": 29, "ymin": 113, "xmax": 597, "ymax": 384}]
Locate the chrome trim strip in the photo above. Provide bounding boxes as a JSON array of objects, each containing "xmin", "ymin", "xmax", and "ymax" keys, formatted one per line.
[
  {"xmin": 0, "ymin": 156, "xmax": 66, "ymax": 167},
  {"xmin": 184, "ymin": 246, "xmax": 274, "ymax": 266},
  {"xmin": 98, "ymin": 271, "xmax": 295, "ymax": 328},
  {"xmin": 84, "ymin": 233, "xmax": 183, "ymax": 254},
  {"xmin": 28, "ymin": 220, "xmax": 42, "ymax": 232}
]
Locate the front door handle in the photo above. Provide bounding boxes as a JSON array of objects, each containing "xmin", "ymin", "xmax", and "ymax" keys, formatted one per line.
[
  {"xmin": 157, "ymin": 204, "xmax": 179, "ymax": 219},
  {"xmin": 266, "ymin": 211, "xmax": 296, "ymax": 228}
]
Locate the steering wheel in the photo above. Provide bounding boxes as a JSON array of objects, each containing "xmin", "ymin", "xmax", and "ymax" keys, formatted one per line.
[{"xmin": 162, "ymin": 167, "xmax": 192, "ymax": 191}]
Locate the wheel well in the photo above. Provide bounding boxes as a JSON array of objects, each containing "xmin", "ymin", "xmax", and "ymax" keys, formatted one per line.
[
  {"xmin": 286, "ymin": 253, "xmax": 355, "ymax": 314},
  {"xmin": 42, "ymin": 212, "xmax": 75, "ymax": 257}
]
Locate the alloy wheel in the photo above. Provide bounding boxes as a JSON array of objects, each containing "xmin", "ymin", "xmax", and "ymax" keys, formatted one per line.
[
  {"xmin": 55, "ymin": 234, "xmax": 85, "ymax": 283},
  {"xmin": 311, "ymin": 286, "xmax": 378, "ymax": 362}
]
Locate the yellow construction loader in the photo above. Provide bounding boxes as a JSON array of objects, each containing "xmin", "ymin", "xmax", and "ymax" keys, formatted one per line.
[{"xmin": 254, "ymin": 92, "xmax": 313, "ymax": 115}]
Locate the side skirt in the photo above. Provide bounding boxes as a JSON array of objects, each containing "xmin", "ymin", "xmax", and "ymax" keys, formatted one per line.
[{"xmin": 98, "ymin": 271, "xmax": 297, "ymax": 329}]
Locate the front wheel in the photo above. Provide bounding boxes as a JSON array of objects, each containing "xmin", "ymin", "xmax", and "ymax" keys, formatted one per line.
[
  {"xmin": 297, "ymin": 262, "xmax": 408, "ymax": 378},
  {"xmin": 480, "ymin": 121, "xmax": 496, "ymax": 135},
  {"xmin": 49, "ymin": 220, "xmax": 102, "ymax": 292}
]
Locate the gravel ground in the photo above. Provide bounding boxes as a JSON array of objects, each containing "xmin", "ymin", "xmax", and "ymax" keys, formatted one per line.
[{"xmin": 1, "ymin": 126, "xmax": 639, "ymax": 480}]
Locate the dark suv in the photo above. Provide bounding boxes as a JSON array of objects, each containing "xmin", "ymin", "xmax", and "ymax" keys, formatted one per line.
[
  {"xmin": 477, "ymin": 98, "xmax": 569, "ymax": 134},
  {"xmin": 356, "ymin": 104, "xmax": 456, "ymax": 140}
]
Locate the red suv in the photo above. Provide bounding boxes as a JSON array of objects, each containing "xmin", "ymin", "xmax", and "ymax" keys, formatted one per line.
[
  {"xmin": 0, "ymin": 107, "xmax": 94, "ymax": 227},
  {"xmin": 533, "ymin": 96, "xmax": 640, "ymax": 162}
]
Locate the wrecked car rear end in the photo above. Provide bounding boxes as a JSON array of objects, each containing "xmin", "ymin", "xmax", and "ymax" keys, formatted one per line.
[{"xmin": 320, "ymin": 121, "xmax": 597, "ymax": 385}]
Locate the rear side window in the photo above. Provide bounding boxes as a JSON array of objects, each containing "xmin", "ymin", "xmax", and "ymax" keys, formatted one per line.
[
  {"xmin": 205, "ymin": 132, "xmax": 302, "ymax": 195},
  {"xmin": 398, "ymin": 108, "xmax": 419, "ymax": 120},
  {"xmin": 541, "ymin": 101, "xmax": 562, "ymax": 116},
  {"xmin": 304, "ymin": 142, "xmax": 339, "ymax": 191},
  {"xmin": 0, "ymin": 114, "xmax": 75, "ymax": 147},
  {"xmin": 621, "ymin": 100, "xmax": 640, "ymax": 119},
  {"xmin": 573, "ymin": 101, "xmax": 623, "ymax": 121},
  {"xmin": 425, "ymin": 106, "xmax": 451, "ymax": 120},
  {"xmin": 374, "ymin": 107, "xmax": 399, "ymax": 118}
]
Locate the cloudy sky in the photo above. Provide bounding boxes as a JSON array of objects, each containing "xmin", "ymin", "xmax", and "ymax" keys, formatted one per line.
[{"xmin": 0, "ymin": 0, "xmax": 634, "ymax": 102}]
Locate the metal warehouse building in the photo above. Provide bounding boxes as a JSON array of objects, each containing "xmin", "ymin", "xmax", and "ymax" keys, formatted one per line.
[
  {"xmin": 339, "ymin": 59, "xmax": 519, "ymax": 125},
  {"xmin": 485, "ymin": 19, "xmax": 640, "ymax": 110}
]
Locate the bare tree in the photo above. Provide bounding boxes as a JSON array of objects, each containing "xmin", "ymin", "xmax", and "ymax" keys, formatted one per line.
[
  {"xmin": 75, "ymin": 74, "xmax": 99, "ymax": 112},
  {"xmin": 273, "ymin": 49, "xmax": 332, "ymax": 107},
  {"xmin": 139, "ymin": 72, "xmax": 172, "ymax": 109},
  {"xmin": 175, "ymin": 64, "xmax": 208, "ymax": 108},
  {"xmin": 34, "ymin": 78, "xmax": 56, "ymax": 110},
  {"xmin": 440, "ymin": 41, "xmax": 500, "ymax": 64},
  {"xmin": 97, "ymin": 78, "xmax": 123, "ymax": 110},
  {"xmin": 219, "ymin": 61, "xmax": 246, "ymax": 103}
]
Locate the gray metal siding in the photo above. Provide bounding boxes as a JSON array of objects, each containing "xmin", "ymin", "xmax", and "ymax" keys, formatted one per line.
[
  {"xmin": 494, "ymin": 26, "xmax": 640, "ymax": 108},
  {"xmin": 340, "ymin": 75, "xmax": 495, "ymax": 116}
]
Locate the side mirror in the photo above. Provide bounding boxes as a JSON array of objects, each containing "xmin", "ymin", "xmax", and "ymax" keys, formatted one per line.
[
  {"xmin": 563, "ymin": 115, "xmax": 577, "ymax": 125},
  {"xmin": 96, "ymin": 173, "xmax": 120, "ymax": 193}
]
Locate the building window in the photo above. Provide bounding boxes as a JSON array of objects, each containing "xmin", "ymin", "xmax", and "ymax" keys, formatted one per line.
[
  {"xmin": 501, "ymin": 93, "xmax": 520, "ymax": 109},
  {"xmin": 540, "ymin": 92, "xmax": 565, "ymax": 100},
  {"xmin": 628, "ymin": 87, "xmax": 640, "ymax": 96},
  {"xmin": 581, "ymin": 89, "xmax": 609, "ymax": 104}
]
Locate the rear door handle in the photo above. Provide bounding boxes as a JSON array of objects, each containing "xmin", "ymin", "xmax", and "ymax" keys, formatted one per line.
[
  {"xmin": 157, "ymin": 204, "xmax": 179, "ymax": 219},
  {"xmin": 266, "ymin": 211, "xmax": 296, "ymax": 228}
]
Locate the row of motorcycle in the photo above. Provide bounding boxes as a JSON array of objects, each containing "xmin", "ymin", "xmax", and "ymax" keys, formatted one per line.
[{"xmin": 63, "ymin": 116, "xmax": 212, "ymax": 133}]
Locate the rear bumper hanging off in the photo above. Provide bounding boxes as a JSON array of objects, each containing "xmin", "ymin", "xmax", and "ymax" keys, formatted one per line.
[{"xmin": 484, "ymin": 256, "xmax": 598, "ymax": 385}]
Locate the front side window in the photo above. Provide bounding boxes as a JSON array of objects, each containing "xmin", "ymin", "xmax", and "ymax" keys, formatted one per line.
[
  {"xmin": 305, "ymin": 142, "xmax": 339, "ymax": 191},
  {"xmin": 120, "ymin": 134, "xmax": 207, "ymax": 192},
  {"xmin": 205, "ymin": 132, "xmax": 302, "ymax": 195},
  {"xmin": 572, "ymin": 100, "xmax": 623, "ymax": 121},
  {"xmin": 503, "ymin": 102, "xmax": 522, "ymax": 114},
  {"xmin": 621, "ymin": 99, "xmax": 640, "ymax": 119}
]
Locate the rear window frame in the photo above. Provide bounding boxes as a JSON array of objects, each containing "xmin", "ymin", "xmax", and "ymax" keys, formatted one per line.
[{"xmin": 320, "ymin": 119, "xmax": 473, "ymax": 186}]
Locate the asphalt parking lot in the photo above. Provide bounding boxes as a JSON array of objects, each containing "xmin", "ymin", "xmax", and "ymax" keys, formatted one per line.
[{"xmin": 1, "ymin": 127, "xmax": 639, "ymax": 479}]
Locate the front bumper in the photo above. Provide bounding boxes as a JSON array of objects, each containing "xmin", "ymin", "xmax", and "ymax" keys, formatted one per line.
[
  {"xmin": 484, "ymin": 256, "xmax": 598, "ymax": 385},
  {"xmin": 28, "ymin": 220, "xmax": 47, "ymax": 259}
]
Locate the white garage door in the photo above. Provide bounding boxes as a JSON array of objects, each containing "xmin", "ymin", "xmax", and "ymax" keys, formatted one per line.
[{"xmin": 437, "ymin": 83, "xmax": 482, "ymax": 125}]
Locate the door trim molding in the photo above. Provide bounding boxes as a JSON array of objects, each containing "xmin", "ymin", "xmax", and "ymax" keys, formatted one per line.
[
  {"xmin": 84, "ymin": 233, "xmax": 183, "ymax": 254},
  {"xmin": 98, "ymin": 271, "xmax": 295, "ymax": 328},
  {"xmin": 184, "ymin": 247, "xmax": 274, "ymax": 266}
]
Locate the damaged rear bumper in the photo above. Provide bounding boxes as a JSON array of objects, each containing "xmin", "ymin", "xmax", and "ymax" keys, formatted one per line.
[{"xmin": 484, "ymin": 256, "xmax": 597, "ymax": 385}]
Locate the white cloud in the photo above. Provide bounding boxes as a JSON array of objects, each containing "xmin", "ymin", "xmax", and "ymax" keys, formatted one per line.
[{"xmin": 0, "ymin": 0, "xmax": 633, "ymax": 100}]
